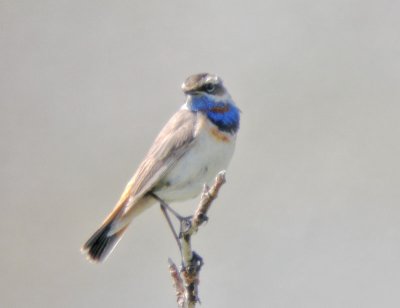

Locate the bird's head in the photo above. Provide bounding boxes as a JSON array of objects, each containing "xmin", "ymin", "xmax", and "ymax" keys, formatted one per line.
[
  {"xmin": 181, "ymin": 73, "xmax": 240, "ymax": 134},
  {"xmin": 182, "ymin": 73, "xmax": 230, "ymax": 103}
]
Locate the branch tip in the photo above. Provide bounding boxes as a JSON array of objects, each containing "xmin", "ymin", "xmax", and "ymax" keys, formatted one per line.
[{"xmin": 167, "ymin": 171, "xmax": 228, "ymax": 307}]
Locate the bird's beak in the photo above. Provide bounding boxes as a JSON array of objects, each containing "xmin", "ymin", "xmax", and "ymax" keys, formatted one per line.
[
  {"xmin": 183, "ymin": 89, "xmax": 201, "ymax": 96},
  {"xmin": 181, "ymin": 82, "xmax": 200, "ymax": 95}
]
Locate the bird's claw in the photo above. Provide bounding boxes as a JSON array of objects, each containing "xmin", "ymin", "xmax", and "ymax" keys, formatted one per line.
[{"xmin": 179, "ymin": 216, "xmax": 193, "ymax": 237}]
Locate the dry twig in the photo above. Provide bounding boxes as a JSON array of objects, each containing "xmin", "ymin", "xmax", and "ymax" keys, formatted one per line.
[
  {"xmin": 168, "ymin": 258, "xmax": 185, "ymax": 308},
  {"xmin": 168, "ymin": 171, "xmax": 227, "ymax": 307}
]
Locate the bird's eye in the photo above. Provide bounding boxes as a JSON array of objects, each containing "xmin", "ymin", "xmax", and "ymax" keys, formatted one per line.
[{"xmin": 205, "ymin": 84, "xmax": 216, "ymax": 93}]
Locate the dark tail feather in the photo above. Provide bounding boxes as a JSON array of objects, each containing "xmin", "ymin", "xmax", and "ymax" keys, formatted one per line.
[{"xmin": 82, "ymin": 220, "xmax": 127, "ymax": 263}]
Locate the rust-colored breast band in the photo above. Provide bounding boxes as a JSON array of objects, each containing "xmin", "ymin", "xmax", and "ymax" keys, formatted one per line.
[{"xmin": 210, "ymin": 127, "xmax": 230, "ymax": 142}]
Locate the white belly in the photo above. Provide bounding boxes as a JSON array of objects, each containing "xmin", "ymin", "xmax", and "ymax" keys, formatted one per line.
[{"xmin": 155, "ymin": 116, "xmax": 236, "ymax": 202}]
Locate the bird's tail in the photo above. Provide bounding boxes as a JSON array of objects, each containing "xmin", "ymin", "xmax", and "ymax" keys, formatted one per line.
[
  {"xmin": 81, "ymin": 212, "xmax": 128, "ymax": 263},
  {"xmin": 82, "ymin": 195, "xmax": 154, "ymax": 262}
]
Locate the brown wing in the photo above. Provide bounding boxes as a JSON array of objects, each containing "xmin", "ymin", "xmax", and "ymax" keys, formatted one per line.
[{"xmin": 105, "ymin": 108, "xmax": 197, "ymax": 221}]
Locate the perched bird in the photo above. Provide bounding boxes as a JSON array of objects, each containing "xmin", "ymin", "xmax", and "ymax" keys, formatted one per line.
[{"xmin": 82, "ymin": 73, "xmax": 240, "ymax": 262}]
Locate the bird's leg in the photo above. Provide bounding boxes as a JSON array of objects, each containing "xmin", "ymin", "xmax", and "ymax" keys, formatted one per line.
[
  {"xmin": 159, "ymin": 203, "xmax": 182, "ymax": 253},
  {"xmin": 149, "ymin": 192, "xmax": 185, "ymax": 220},
  {"xmin": 149, "ymin": 192, "xmax": 184, "ymax": 252}
]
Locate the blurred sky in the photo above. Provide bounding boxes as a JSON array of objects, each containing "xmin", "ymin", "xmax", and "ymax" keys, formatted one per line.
[{"xmin": 1, "ymin": 0, "xmax": 400, "ymax": 307}]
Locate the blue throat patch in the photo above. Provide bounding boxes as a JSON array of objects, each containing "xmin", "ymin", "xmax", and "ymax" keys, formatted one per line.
[{"xmin": 189, "ymin": 96, "xmax": 240, "ymax": 133}]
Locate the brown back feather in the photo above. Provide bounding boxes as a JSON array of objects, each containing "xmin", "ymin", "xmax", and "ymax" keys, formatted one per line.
[{"xmin": 103, "ymin": 109, "xmax": 197, "ymax": 223}]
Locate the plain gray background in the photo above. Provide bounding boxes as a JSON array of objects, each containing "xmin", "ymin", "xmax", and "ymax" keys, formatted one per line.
[{"xmin": 1, "ymin": 0, "xmax": 399, "ymax": 307}]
